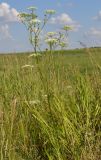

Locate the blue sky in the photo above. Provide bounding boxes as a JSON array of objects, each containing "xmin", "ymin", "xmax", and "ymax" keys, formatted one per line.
[{"xmin": 0, "ymin": 0, "xmax": 101, "ymax": 53}]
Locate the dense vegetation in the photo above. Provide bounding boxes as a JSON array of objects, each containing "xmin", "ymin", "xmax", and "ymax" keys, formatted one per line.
[{"xmin": 0, "ymin": 48, "xmax": 101, "ymax": 160}]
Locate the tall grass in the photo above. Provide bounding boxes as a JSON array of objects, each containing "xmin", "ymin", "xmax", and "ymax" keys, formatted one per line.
[{"xmin": 0, "ymin": 49, "xmax": 101, "ymax": 160}]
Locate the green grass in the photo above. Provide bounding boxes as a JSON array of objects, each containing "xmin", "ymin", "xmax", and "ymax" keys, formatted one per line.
[{"xmin": 0, "ymin": 48, "xmax": 101, "ymax": 160}]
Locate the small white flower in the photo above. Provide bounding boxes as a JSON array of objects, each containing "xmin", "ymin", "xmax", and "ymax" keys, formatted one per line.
[
  {"xmin": 28, "ymin": 53, "xmax": 42, "ymax": 57},
  {"xmin": 29, "ymin": 100, "xmax": 40, "ymax": 105},
  {"xmin": 31, "ymin": 19, "xmax": 41, "ymax": 24},
  {"xmin": 45, "ymin": 38, "xmax": 58, "ymax": 44},
  {"xmin": 47, "ymin": 32, "xmax": 57, "ymax": 36},
  {"xmin": 63, "ymin": 25, "xmax": 72, "ymax": 31},
  {"xmin": 19, "ymin": 12, "xmax": 30, "ymax": 18},
  {"xmin": 27, "ymin": 6, "xmax": 37, "ymax": 10},
  {"xmin": 42, "ymin": 94, "xmax": 48, "ymax": 98},
  {"xmin": 45, "ymin": 10, "xmax": 56, "ymax": 15},
  {"xmin": 59, "ymin": 42, "xmax": 67, "ymax": 47},
  {"xmin": 21, "ymin": 65, "xmax": 34, "ymax": 68}
]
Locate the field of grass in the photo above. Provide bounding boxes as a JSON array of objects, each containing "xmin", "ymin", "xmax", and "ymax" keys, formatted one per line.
[{"xmin": 0, "ymin": 48, "xmax": 101, "ymax": 160}]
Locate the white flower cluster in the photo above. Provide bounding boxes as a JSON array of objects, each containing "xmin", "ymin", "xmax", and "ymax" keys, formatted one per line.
[
  {"xmin": 47, "ymin": 32, "xmax": 57, "ymax": 36},
  {"xmin": 59, "ymin": 42, "xmax": 67, "ymax": 47},
  {"xmin": 45, "ymin": 10, "xmax": 56, "ymax": 15},
  {"xmin": 45, "ymin": 38, "xmax": 58, "ymax": 44},
  {"xmin": 28, "ymin": 53, "xmax": 42, "ymax": 57},
  {"xmin": 27, "ymin": 6, "xmax": 37, "ymax": 11},
  {"xmin": 30, "ymin": 19, "xmax": 41, "ymax": 24},
  {"xmin": 63, "ymin": 25, "xmax": 72, "ymax": 31},
  {"xmin": 45, "ymin": 31, "xmax": 58, "ymax": 46}
]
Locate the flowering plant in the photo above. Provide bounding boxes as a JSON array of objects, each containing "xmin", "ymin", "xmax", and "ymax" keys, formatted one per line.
[
  {"xmin": 19, "ymin": 6, "xmax": 56, "ymax": 54},
  {"xmin": 45, "ymin": 26, "xmax": 72, "ymax": 51}
]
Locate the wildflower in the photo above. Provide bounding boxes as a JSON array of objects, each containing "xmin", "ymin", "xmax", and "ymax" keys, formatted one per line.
[
  {"xmin": 30, "ymin": 19, "xmax": 41, "ymax": 24},
  {"xmin": 28, "ymin": 53, "xmax": 42, "ymax": 58},
  {"xmin": 29, "ymin": 100, "xmax": 40, "ymax": 105},
  {"xmin": 19, "ymin": 12, "xmax": 31, "ymax": 18},
  {"xmin": 63, "ymin": 25, "xmax": 72, "ymax": 31},
  {"xmin": 42, "ymin": 94, "xmax": 48, "ymax": 98},
  {"xmin": 27, "ymin": 6, "xmax": 37, "ymax": 11},
  {"xmin": 21, "ymin": 64, "xmax": 34, "ymax": 68},
  {"xmin": 45, "ymin": 38, "xmax": 58, "ymax": 44},
  {"xmin": 18, "ymin": 12, "xmax": 30, "ymax": 21},
  {"xmin": 59, "ymin": 42, "xmax": 67, "ymax": 47},
  {"xmin": 45, "ymin": 10, "xmax": 56, "ymax": 15},
  {"xmin": 47, "ymin": 32, "xmax": 57, "ymax": 36}
]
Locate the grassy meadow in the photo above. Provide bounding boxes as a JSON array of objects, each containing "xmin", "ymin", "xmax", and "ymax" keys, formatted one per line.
[{"xmin": 0, "ymin": 48, "xmax": 101, "ymax": 160}]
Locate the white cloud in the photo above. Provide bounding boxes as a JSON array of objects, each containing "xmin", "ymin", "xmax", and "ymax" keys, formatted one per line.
[
  {"xmin": 0, "ymin": 3, "xmax": 19, "ymax": 41},
  {"xmin": 0, "ymin": 2, "xmax": 19, "ymax": 23},
  {"xmin": 86, "ymin": 28, "xmax": 101, "ymax": 38},
  {"xmin": 50, "ymin": 13, "xmax": 81, "ymax": 31},
  {"xmin": 51, "ymin": 13, "xmax": 73, "ymax": 24},
  {"xmin": 93, "ymin": 10, "xmax": 101, "ymax": 20},
  {"xmin": 0, "ymin": 24, "xmax": 13, "ymax": 40}
]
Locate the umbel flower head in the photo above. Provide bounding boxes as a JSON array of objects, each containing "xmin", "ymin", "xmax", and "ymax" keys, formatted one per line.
[
  {"xmin": 19, "ymin": 12, "xmax": 31, "ymax": 18},
  {"xmin": 59, "ymin": 42, "xmax": 67, "ymax": 47},
  {"xmin": 45, "ymin": 38, "xmax": 58, "ymax": 44},
  {"xmin": 27, "ymin": 6, "xmax": 37, "ymax": 11},
  {"xmin": 30, "ymin": 19, "xmax": 41, "ymax": 24},
  {"xmin": 63, "ymin": 25, "xmax": 72, "ymax": 31},
  {"xmin": 45, "ymin": 10, "xmax": 56, "ymax": 15},
  {"xmin": 18, "ymin": 12, "xmax": 37, "ymax": 22},
  {"xmin": 47, "ymin": 32, "xmax": 57, "ymax": 36}
]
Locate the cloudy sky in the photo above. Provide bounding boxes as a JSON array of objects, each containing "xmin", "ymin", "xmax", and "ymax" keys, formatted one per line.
[{"xmin": 0, "ymin": 0, "xmax": 101, "ymax": 53}]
